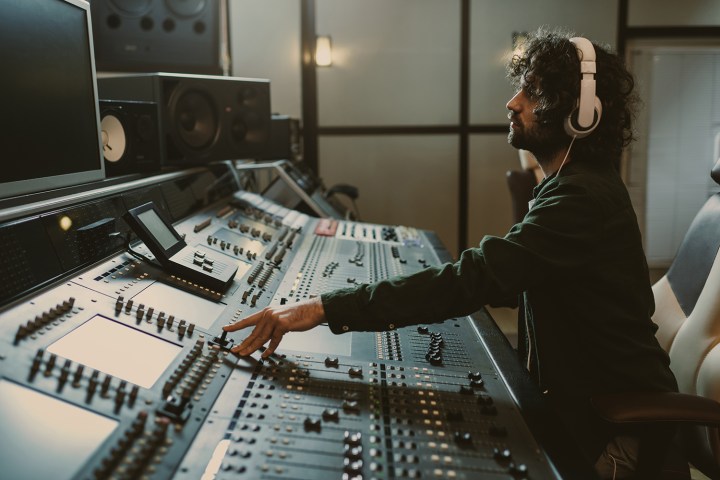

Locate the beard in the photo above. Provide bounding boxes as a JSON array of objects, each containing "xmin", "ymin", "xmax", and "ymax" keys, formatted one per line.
[{"xmin": 508, "ymin": 117, "xmax": 568, "ymax": 159}]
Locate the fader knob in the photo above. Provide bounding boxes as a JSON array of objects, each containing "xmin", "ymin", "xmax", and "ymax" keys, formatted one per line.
[
  {"xmin": 344, "ymin": 431, "xmax": 362, "ymax": 446},
  {"xmin": 303, "ymin": 417, "xmax": 322, "ymax": 432},
  {"xmin": 470, "ymin": 378, "xmax": 484, "ymax": 388},
  {"xmin": 343, "ymin": 459, "xmax": 363, "ymax": 475},
  {"xmin": 345, "ymin": 446, "xmax": 363, "ymax": 461},
  {"xmin": 322, "ymin": 409, "xmax": 340, "ymax": 422}
]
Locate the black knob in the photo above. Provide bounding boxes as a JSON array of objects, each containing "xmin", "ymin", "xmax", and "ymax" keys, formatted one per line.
[
  {"xmin": 322, "ymin": 408, "xmax": 340, "ymax": 422},
  {"xmin": 417, "ymin": 326, "xmax": 429, "ymax": 334},
  {"xmin": 303, "ymin": 416, "xmax": 321, "ymax": 432},
  {"xmin": 453, "ymin": 431, "xmax": 473, "ymax": 445},
  {"xmin": 345, "ymin": 445, "xmax": 363, "ymax": 461},
  {"xmin": 343, "ymin": 458, "xmax": 363, "ymax": 475},
  {"xmin": 470, "ymin": 378, "xmax": 485, "ymax": 388},
  {"xmin": 344, "ymin": 431, "xmax": 362, "ymax": 446},
  {"xmin": 509, "ymin": 462, "xmax": 529, "ymax": 478},
  {"xmin": 494, "ymin": 447, "xmax": 512, "ymax": 462}
]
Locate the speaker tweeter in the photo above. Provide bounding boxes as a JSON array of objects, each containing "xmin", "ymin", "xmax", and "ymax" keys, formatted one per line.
[{"xmin": 99, "ymin": 100, "xmax": 161, "ymax": 176}]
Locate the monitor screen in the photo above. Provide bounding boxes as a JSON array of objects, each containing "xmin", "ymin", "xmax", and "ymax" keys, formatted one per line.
[{"xmin": 0, "ymin": 0, "xmax": 104, "ymax": 199}]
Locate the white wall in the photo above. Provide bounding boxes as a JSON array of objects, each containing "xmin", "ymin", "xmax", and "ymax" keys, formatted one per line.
[
  {"xmin": 319, "ymin": 135, "xmax": 459, "ymax": 253},
  {"xmin": 229, "ymin": 0, "xmax": 302, "ymax": 118},
  {"xmin": 469, "ymin": 0, "xmax": 619, "ymax": 125},
  {"xmin": 316, "ymin": 0, "xmax": 460, "ymax": 126},
  {"xmin": 628, "ymin": 0, "xmax": 720, "ymax": 27}
]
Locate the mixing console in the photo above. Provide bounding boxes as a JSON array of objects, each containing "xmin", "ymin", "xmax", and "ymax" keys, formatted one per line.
[{"xmin": 0, "ymin": 164, "xmax": 592, "ymax": 479}]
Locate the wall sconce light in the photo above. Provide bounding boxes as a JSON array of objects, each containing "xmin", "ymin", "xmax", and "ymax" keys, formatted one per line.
[{"xmin": 315, "ymin": 35, "xmax": 333, "ymax": 67}]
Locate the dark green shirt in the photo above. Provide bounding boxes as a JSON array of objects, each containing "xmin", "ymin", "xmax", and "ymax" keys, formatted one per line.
[{"xmin": 322, "ymin": 158, "xmax": 678, "ymax": 461}]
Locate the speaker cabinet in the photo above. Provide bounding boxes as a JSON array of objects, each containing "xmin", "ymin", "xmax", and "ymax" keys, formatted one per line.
[
  {"xmin": 99, "ymin": 100, "xmax": 161, "ymax": 176},
  {"xmin": 262, "ymin": 115, "xmax": 302, "ymax": 161},
  {"xmin": 90, "ymin": 0, "xmax": 224, "ymax": 75},
  {"xmin": 97, "ymin": 73, "xmax": 271, "ymax": 166}
]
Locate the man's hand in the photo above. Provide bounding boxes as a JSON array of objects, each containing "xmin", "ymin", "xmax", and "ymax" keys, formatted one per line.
[{"xmin": 223, "ymin": 297, "xmax": 326, "ymax": 358}]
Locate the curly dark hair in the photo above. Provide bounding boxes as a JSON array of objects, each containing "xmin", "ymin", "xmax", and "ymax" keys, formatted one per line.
[{"xmin": 507, "ymin": 27, "xmax": 639, "ymax": 169}]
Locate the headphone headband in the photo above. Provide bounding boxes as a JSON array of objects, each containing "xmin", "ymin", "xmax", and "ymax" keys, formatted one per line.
[{"xmin": 564, "ymin": 37, "xmax": 602, "ymax": 138}]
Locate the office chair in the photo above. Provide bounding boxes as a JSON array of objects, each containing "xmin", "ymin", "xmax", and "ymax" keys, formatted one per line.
[
  {"xmin": 505, "ymin": 169, "xmax": 538, "ymax": 224},
  {"xmin": 591, "ymin": 158, "xmax": 720, "ymax": 479}
]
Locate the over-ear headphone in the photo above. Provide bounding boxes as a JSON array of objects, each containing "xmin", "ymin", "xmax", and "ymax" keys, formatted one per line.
[{"xmin": 564, "ymin": 37, "xmax": 602, "ymax": 138}]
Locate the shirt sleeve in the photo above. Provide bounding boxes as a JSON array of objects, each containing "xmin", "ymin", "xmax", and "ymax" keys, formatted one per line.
[{"xmin": 322, "ymin": 177, "xmax": 602, "ymax": 334}]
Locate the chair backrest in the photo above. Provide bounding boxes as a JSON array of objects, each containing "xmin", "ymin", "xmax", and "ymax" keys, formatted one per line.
[
  {"xmin": 651, "ymin": 159, "xmax": 720, "ymax": 477},
  {"xmin": 505, "ymin": 169, "xmax": 538, "ymax": 224}
]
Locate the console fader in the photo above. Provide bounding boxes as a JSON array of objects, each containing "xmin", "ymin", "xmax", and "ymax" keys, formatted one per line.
[{"xmin": 0, "ymin": 165, "xmax": 591, "ymax": 480}]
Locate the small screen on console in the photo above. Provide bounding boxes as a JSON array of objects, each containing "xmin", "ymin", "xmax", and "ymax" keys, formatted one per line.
[
  {"xmin": 0, "ymin": 379, "xmax": 117, "ymax": 480},
  {"xmin": 137, "ymin": 208, "xmax": 182, "ymax": 251},
  {"xmin": 48, "ymin": 315, "xmax": 182, "ymax": 389}
]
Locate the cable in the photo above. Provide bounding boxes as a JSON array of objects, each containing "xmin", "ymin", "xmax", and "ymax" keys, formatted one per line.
[
  {"xmin": 117, "ymin": 231, "xmax": 162, "ymax": 268},
  {"xmin": 556, "ymin": 135, "xmax": 577, "ymax": 177},
  {"xmin": 350, "ymin": 199, "xmax": 361, "ymax": 221}
]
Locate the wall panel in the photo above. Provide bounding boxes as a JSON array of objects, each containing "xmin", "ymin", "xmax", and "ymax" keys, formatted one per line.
[
  {"xmin": 316, "ymin": 0, "xmax": 461, "ymax": 126},
  {"xmin": 319, "ymin": 135, "xmax": 459, "ymax": 258}
]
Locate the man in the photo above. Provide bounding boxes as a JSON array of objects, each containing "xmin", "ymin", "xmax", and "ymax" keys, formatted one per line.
[{"xmin": 223, "ymin": 29, "xmax": 678, "ymax": 479}]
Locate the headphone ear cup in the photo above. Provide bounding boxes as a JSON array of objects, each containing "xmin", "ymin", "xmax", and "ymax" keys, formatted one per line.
[{"xmin": 564, "ymin": 96, "xmax": 602, "ymax": 138}]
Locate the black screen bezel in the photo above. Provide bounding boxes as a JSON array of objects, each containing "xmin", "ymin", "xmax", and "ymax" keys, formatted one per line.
[
  {"xmin": 0, "ymin": 0, "xmax": 105, "ymax": 199},
  {"xmin": 124, "ymin": 202, "xmax": 186, "ymax": 261}
]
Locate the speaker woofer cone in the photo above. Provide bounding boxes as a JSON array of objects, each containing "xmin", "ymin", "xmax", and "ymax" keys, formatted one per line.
[
  {"xmin": 165, "ymin": 0, "xmax": 206, "ymax": 18},
  {"xmin": 109, "ymin": 0, "xmax": 151, "ymax": 16},
  {"xmin": 231, "ymin": 112, "xmax": 267, "ymax": 145},
  {"xmin": 171, "ymin": 90, "xmax": 218, "ymax": 150}
]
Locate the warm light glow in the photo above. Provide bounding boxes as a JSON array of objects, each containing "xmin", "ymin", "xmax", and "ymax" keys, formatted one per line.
[
  {"xmin": 315, "ymin": 35, "xmax": 333, "ymax": 67},
  {"xmin": 59, "ymin": 215, "xmax": 73, "ymax": 231}
]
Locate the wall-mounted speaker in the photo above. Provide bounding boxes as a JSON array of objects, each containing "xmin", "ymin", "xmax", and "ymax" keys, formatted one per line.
[
  {"xmin": 99, "ymin": 99, "xmax": 161, "ymax": 176},
  {"xmin": 90, "ymin": 0, "xmax": 225, "ymax": 75},
  {"xmin": 97, "ymin": 73, "xmax": 271, "ymax": 166}
]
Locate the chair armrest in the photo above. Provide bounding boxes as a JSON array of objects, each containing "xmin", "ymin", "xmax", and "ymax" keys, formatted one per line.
[{"xmin": 591, "ymin": 392, "xmax": 720, "ymax": 426}]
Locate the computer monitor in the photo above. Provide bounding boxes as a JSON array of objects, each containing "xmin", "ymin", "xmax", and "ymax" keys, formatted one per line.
[{"xmin": 0, "ymin": 0, "xmax": 105, "ymax": 199}]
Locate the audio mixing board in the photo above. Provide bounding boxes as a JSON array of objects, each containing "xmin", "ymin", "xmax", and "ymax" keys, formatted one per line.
[{"xmin": 0, "ymin": 164, "xmax": 593, "ymax": 480}]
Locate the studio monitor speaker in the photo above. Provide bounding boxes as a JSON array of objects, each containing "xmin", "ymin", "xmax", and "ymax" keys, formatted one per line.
[
  {"xmin": 99, "ymin": 99, "xmax": 161, "ymax": 176},
  {"xmin": 97, "ymin": 73, "xmax": 271, "ymax": 167},
  {"xmin": 90, "ymin": 0, "xmax": 225, "ymax": 75},
  {"xmin": 262, "ymin": 114, "xmax": 302, "ymax": 161}
]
